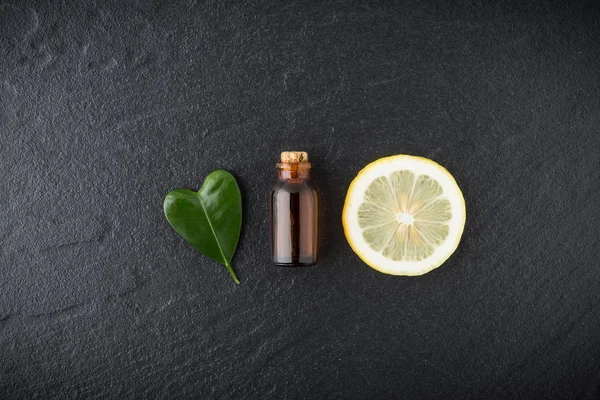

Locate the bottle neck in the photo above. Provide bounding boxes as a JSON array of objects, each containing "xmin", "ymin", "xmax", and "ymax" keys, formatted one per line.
[{"xmin": 277, "ymin": 162, "xmax": 311, "ymax": 182}]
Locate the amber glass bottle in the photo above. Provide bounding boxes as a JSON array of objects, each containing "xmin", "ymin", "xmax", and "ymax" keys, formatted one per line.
[{"xmin": 271, "ymin": 151, "xmax": 318, "ymax": 266}]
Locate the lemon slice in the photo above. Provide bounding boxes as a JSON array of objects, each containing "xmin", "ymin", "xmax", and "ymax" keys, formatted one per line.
[{"xmin": 342, "ymin": 155, "xmax": 466, "ymax": 275}]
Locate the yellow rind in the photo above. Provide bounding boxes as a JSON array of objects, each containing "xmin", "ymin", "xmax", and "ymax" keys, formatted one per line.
[{"xmin": 342, "ymin": 154, "xmax": 466, "ymax": 276}]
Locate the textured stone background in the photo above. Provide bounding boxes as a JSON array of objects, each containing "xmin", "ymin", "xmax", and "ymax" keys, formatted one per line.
[{"xmin": 1, "ymin": 1, "xmax": 600, "ymax": 399}]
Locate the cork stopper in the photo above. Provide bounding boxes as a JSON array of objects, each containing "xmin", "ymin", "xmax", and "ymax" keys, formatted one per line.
[{"xmin": 280, "ymin": 151, "xmax": 309, "ymax": 163}]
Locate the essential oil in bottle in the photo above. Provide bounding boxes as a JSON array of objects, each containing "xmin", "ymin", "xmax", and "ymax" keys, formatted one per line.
[{"xmin": 271, "ymin": 151, "xmax": 318, "ymax": 266}]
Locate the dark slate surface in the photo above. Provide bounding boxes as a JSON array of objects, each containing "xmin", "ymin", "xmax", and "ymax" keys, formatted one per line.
[{"xmin": 1, "ymin": 1, "xmax": 600, "ymax": 399}]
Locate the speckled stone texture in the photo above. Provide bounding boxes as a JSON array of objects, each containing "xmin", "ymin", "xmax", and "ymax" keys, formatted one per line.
[{"xmin": 1, "ymin": 1, "xmax": 600, "ymax": 399}]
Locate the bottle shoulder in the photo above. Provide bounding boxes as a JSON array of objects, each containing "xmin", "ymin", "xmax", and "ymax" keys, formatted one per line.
[{"xmin": 272, "ymin": 181, "xmax": 317, "ymax": 195}]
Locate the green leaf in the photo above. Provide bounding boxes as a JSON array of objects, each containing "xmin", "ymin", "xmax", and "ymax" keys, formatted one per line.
[{"xmin": 163, "ymin": 170, "xmax": 242, "ymax": 284}]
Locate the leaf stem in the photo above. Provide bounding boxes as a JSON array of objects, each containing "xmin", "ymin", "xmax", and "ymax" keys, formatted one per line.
[{"xmin": 225, "ymin": 261, "xmax": 240, "ymax": 284}]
